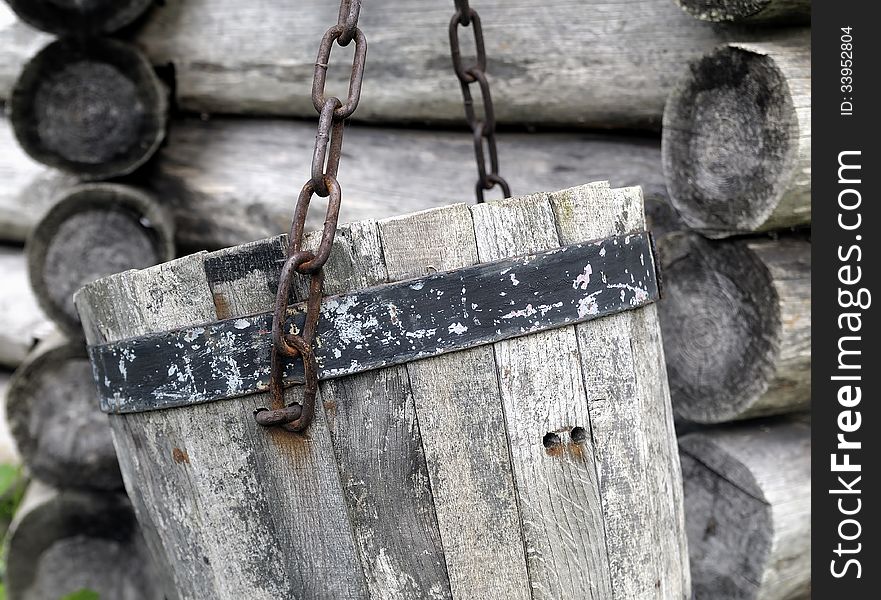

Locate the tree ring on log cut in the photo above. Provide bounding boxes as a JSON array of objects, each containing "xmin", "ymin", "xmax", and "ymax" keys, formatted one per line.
[
  {"xmin": 5, "ymin": 0, "xmax": 155, "ymax": 36},
  {"xmin": 6, "ymin": 335, "xmax": 123, "ymax": 490},
  {"xmin": 27, "ymin": 184, "xmax": 175, "ymax": 339},
  {"xmin": 674, "ymin": 0, "xmax": 809, "ymax": 24},
  {"xmin": 10, "ymin": 38, "xmax": 168, "ymax": 179},
  {"xmin": 662, "ymin": 45, "xmax": 798, "ymax": 234},
  {"xmin": 658, "ymin": 234, "xmax": 780, "ymax": 423}
]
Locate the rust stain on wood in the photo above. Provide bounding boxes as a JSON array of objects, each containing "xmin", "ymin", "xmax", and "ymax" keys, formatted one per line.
[
  {"xmin": 172, "ymin": 447, "xmax": 190, "ymax": 464},
  {"xmin": 213, "ymin": 293, "xmax": 231, "ymax": 320}
]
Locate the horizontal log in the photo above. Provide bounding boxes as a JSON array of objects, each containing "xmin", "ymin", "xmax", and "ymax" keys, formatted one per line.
[
  {"xmin": 1, "ymin": 0, "xmax": 764, "ymax": 129},
  {"xmin": 4, "ymin": 480, "xmax": 166, "ymax": 600},
  {"xmin": 679, "ymin": 419, "xmax": 810, "ymax": 600},
  {"xmin": 4, "ymin": 0, "xmax": 154, "ymax": 35},
  {"xmin": 662, "ymin": 31, "xmax": 810, "ymax": 236},
  {"xmin": 27, "ymin": 184, "xmax": 175, "ymax": 338},
  {"xmin": 658, "ymin": 233, "xmax": 810, "ymax": 423},
  {"xmin": 6, "ymin": 332, "xmax": 123, "ymax": 490},
  {"xmin": 10, "ymin": 37, "xmax": 168, "ymax": 179},
  {"xmin": 0, "ymin": 247, "xmax": 53, "ymax": 368},
  {"xmin": 673, "ymin": 0, "xmax": 810, "ymax": 24}
]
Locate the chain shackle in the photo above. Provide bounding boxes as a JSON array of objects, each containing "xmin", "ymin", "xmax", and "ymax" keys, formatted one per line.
[{"xmin": 448, "ymin": 1, "xmax": 511, "ymax": 203}]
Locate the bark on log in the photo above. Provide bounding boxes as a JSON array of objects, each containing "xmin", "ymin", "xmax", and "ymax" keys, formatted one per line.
[
  {"xmin": 5, "ymin": 332, "xmax": 122, "ymax": 490},
  {"xmin": 679, "ymin": 419, "xmax": 810, "ymax": 600},
  {"xmin": 662, "ymin": 32, "xmax": 810, "ymax": 237},
  {"xmin": 3, "ymin": 0, "xmax": 154, "ymax": 35},
  {"xmin": 674, "ymin": 0, "xmax": 810, "ymax": 24},
  {"xmin": 0, "ymin": 247, "xmax": 53, "ymax": 368},
  {"xmin": 26, "ymin": 183, "xmax": 174, "ymax": 338},
  {"xmin": 1, "ymin": 115, "xmax": 672, "ymax": 250},
  {"xmin": 4, "ymin": 480, "xmax": 165, "ymax": 600},
  {"xmin": 657, "ymin": 233, "xmax": 810, "ymax": 423},
  {"xmin": 1, "ymin": 0, "xmax": 763, "ymax": 129},
  {"xmin": 9, "ymin": 37, "xmax": 168, "ymax": 179}
]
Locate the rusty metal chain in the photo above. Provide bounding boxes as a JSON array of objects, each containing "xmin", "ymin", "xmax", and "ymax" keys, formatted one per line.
[
  {"xmin": 449, "ymin": 0, "xmax": 511, "ymax": 203},
  {"xmin": 255, "ymin": 0, "xmax": 366, "ymax": 433}
]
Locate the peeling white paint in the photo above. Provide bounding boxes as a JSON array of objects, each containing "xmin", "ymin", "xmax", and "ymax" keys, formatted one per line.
[
  {"xmin": 573, "ymin": 264, "xmax": 593, "ymax": 290},
  {"xmin": 448, "ymin": 322, "xmax": 468, "ymax": 335},
  {"xmin": 233, "ymin": 319, "xmax": 250, "ymax": 330}
]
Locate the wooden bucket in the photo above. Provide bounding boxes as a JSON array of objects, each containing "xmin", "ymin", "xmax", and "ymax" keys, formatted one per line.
[{"xmin": 75, "ymin": 182, "xmax": 689, "ymax": 600}]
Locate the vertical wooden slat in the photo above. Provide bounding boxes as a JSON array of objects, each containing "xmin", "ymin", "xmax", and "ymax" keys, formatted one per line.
[
  {"xmin": 551, "ymin": 183, "xmax": 690, "ymax": 599},
  {"xmin": 471, "ymin": 191, "xmax": 614, "ymax": 600},
  {"xmin": 301, "ymin": 221, "xmax": 454, "ymax": 599},
  {"xmin": 379, "ymin": 205, "xmax": 532, "ymax": 600}
]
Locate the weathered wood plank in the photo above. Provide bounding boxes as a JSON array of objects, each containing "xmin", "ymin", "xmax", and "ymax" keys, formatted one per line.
[
  {"xmin": 27, "ymin": 184, "xmax": 175, "ymax": 339},
  {"xmin": 657, "ymin": 232, "xmax": 810, "ymax": 423},
  {"xmin": 5, "ymin": 481, "xmax": 164, "ymax": 600},
  {"xmin": 552, "ymin": 183, "xmax": 689, "ymax": 598},
  {"xmin": 0, "ymin": 115, "xmax": 670, "ymax": 249},
  {"xmin": 0, "ymin": 1, "xmax": 764, "ymax": 129},
  {"xmin": 76, "ymin": 250, "xmax": 369, "ymax": 600},
  {"xmin": 9, "ymin": 37, "xmax": 168, "ymax": 179},
  {"xmin": 471, "ymin": 191, "xmax": 614, "ymax": 599},
  {"xmin": 674, "ymin": 0, "xmax": 810, "ymax": 24},
  {"xmin": 304, "ymin": 222, "xmax": 453, "ymax": 599},
  {"xmin": 86, "ymin": 231, "xmax": 658, "ymax": 413},
  {"xmin": 6, "ymin": 331, "xmax": 122, "ymax": 491},
  {"xmin": 679, "ymin": 419, "xmax": 810, "ymax": 600},
  {"xmin": 0, "ymin": 247, "xmax": 53, "ymax": 368},
  {"xmin": 663, "ymin": 31, "xmax": 811, "ymax": 236},
  {"xmin": 379, "ymin": 204, "xmax": 531, "ymax": 600}
]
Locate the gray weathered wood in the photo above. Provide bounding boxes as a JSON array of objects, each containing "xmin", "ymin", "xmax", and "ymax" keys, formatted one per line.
[
  {"xmin": 0, "ymin": 1, "xmax": 764, "ymax": 129},
  {"xmin": 679, "ymin": 419, "xmax": 810, "ymax": 600},
  {"xmin": 658, "ymin": 233, "xmax": 810, "ymax": 423},
  {"xmin": 27, "ymin": 183, "xmax": 175, "ymax": 339},
  {"xmin": 76, "ymin": 250, "xmax": 368, "ymax": 600},
  {"xmin": 379, "ymin": 205, "xmax": 530, "ymax": 600},
  {"xmin": 662, "ymin": 32, "xmax": 811, "ymax": 237},
  {"xmin": 0, "ymin": 247, "xmax": 53, "ymax": 368},
  {"xmin": 1, "ymin": 115, "xmax": 670, "ymax": 249},
  {"xmin": 3, "ymin": 0, "xmax": 154, "ymax": 35},
  {"xmin": 10, "ymin": 37, "xmax": 168, "ymax": 179},
  {"xmin": 4, "ymin": 480, "xmax": 164, "ymax": 600},
  {"xmin": 74, "ymin": 183, "xmax": 688, "ymax": 599},
  {"xmin": 673, "ymin": 0, "xmax": 810, "ymax": 24},
  {"xmin": 6, "ymin": 332, "xmax": 122, "ymax": 490},
  {"xmin": 552, "ymin": 184, "xmax": 690, "ymax": 598}
]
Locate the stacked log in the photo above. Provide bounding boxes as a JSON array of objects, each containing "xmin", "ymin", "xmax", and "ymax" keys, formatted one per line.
[
  {"xmin": 4, "ymin": 0, "xmax": 154, "ymax": 36},
  {"xmin": 0, "ymin": 247, "xmax": 53, "ymax": 368},
  {"xmin": 673, "ymin": 0, "xmax": 810, "ymax": 25},
  {"xmin": 4, "ymin": 481, "xmax": 165, "ymax": 600},
  {"xmin": 662, "ymin": 31, "xmax": 810, "ymax": 237}
]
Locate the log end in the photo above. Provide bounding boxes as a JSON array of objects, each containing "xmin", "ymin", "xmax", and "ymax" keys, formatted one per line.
[
  {"xmin": 5, "ymin": 0, "xmax": 154, "ymax": 36},
  {"xmin": 10, "ymin": 37, "xmax": 167, "ymax": 179},
  {"xmin": 662, "ymin": 44, "xmax": 799, "ymax": 237},
  {"xmin": 674, "ymin": 0, "xmax": 811, "ymax": 24},
  {"xmin": 6, "ymin": 336, "xmax": 122, "ymax": 490},
  {"xmin": 27, "ymin": 184, "xmax": 175, "ymax": 339},
  {"xmin": 657, "ymin": 234, "xmax": 781, "ymax": 423}
]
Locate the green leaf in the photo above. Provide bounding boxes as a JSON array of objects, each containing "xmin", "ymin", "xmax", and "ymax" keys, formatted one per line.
[
  {"xmin": 61, "ymin": 590, "xmax": 99, "ymax": 600},
  {"xmin": 0, "ymin": 466, "xmax": 19, "ymax": 498}
]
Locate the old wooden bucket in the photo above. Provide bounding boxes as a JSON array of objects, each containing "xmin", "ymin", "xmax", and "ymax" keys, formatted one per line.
[{"xmin": 75, "ymin": 182, "xmax": 689, "ymax": 600}]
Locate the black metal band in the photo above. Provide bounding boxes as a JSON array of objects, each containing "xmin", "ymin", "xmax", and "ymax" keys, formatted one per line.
[{"xmin": 89, "ymin": 231, "xmax": 660, "ymax": 414}]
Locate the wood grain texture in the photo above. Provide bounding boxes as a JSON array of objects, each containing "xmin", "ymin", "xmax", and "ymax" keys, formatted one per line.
[
  {"xmin": 674, "ymin": 0, "xmax": 810, "ymax": 24},
  {"xmin": 679, "ymin": 419, "xmax": 810, "ymax": 600},
  {"xmin": 6, "ymin": 331, "xmax": 122, "ymax": 490},
  {"xmin": 76, "ymin": 251, "xmax": 367, "ymax": 600},
  {"xmin": 379, "ymin": 204, "xmax": 530, "ymax": 600},
  {"xmin": 0, "ymin": 247, "xmax": 53, "ymax": 368},
  {"xmin": 658, "ymin": 233, "xmax": 810, "ymax": 423},
  {"xmin": 9, "ymin": 37, "xmax": 168, "ymax": 179},
  {"xmin": 1, "ymin": 115, "xmax": 670, "ymax": 250},
  {"xmin": 5, "ymin": 480, "xmax": 164, "ymax": 600},
  {"xmin": 663, "ymin": 31, "xmax": 811, "ymax": 237},
  {"xmin": 4, "ymin": 0, "xmax": 154, "ymax": 35},
  {"xmin": 551, "ymin": 184, "xmax": 689, "ymax": 599},
  {"xmin": 0, "ymin": 1, "xmax": 763, "ymax": 129},
  {"xmin": 27, "ymin": 183, "xmax": 175, "ymax": 339}
]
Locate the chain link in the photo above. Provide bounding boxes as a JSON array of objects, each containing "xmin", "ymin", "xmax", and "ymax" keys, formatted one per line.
[
  {"xmin": 255, "ymin": 0, "xmax": 365, "ymax": 433},
  {"xmin": 449, "ymin": 0, "xmax": 511, "ymax": 203}
]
